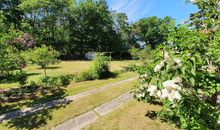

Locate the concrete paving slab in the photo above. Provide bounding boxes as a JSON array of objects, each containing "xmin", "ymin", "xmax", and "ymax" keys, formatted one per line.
[
  {"xmin": 52, "ymin": 111, "xmax": 98, "ymax": 130},
  {"xmin": 94, "ymin": 92, "xmax": 133, "ymax": 116}
]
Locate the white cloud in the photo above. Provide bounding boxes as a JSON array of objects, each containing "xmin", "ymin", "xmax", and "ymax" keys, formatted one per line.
[
  {"xmin": 140, "ymin": 1, "xmax": 155, "ymax": 17},
  {"xmin": 110, "ymin": 0, "xmax": 156, "ymax": 21}
]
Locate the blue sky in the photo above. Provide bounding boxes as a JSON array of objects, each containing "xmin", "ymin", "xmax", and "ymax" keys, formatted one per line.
[{"xmin": 106, "ymin": 0, "xmax": 198, "ymax": 23}]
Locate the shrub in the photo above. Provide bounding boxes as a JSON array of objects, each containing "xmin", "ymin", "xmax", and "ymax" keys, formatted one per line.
[
  {"xmin": 75, "ymin": 70, "xmax": 95, "ymax": 82},
  {"xmin": 134, "ymin": 1, "xmax": 220, "ymax": 128},
  {"xmin": 90, "ymin": 54, "xmax": 111, "ymax": 79},
  {"xmin": 129, "ymin": 47, "xmax": 140, "ymax": 60},
  {"xmin": 15, "ymin": 70, "xmax": 28, "ymax": 86},
  {"xmin": 40, "ymin": 75, "xmax": 73, "ymax": 88},
  {"xmin": 134, "ymin": 26, "xmax": 220, "ymax": 129},
  {"xmin": 0, "ymin": 29, "xmax": 28, "ymax": 78},
  {"xmin": 75, "ymin": 54, "xmax": 111, "ymax": 82},
  {"xmin": 57, "ymin": 75, "xmax": 73, "ymax": 86},
  {"xmin": 123, "ymin": 63, "xmax": 138, "ymax": 72}
]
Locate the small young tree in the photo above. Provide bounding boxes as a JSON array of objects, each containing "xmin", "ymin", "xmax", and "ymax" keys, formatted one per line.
[{"xmin": 28, "ymin": 45, "xmax": 60, "ymax": 76}]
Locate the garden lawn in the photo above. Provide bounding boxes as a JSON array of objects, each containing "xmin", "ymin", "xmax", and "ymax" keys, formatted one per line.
[
  {"xmin": 0, "ymin": 72, "xmax": 137, "ymax": 114},
  {"xmin": 83, "ymin": 100, "xmax": 178, "ymax": 130},
  {"xmin": 0, "ymin": 80, "xmax": 137, "ymax": 130},
  {"xmin": 0, "ymin": 60, "xmax": 135, "ymax": 89}
]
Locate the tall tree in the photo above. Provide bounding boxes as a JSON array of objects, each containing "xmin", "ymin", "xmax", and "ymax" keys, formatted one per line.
[
  {"xmin": 19, "ymin": 0, "xmax": 69, "ymax": 49},
  {"xmin": 113, "ymin": 12, "xmax": 138, "ymax": 58},
  {"xmin": 67, "ymin": 0, "xmax": 118, "ymax": 58},
  {"xmin": 131, "ymin": 16, "xmax": 175, "ymax": 48},
  {"xmin": 187, "ymin": 0, "xmax": 220, "ymax": 32},
  {"xmin": 0, "ymin": 0, "xmax": 24, "ymax": 29}
]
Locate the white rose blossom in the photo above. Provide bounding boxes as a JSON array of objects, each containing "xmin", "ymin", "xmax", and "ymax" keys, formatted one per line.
[
  {"xmin": 167, "ymin": 90, "xmax": 181, "ymax": 102},
  {"xmin": 174, "ymin": 58, "xmax": 182, "ymax": 67},
  {"xmin": 157, "ymin": 91, "xmax": 162, "ymax": 97},
  {"xmin": 164, "ymin": 52, "xmax": 170, "ymax": 61},
  {"xmin": 137, "ymin": 93, "xmax": 145, "ymax": 98},
  {"xmin": 149, "ymin": 51, "xmax": 183, "ymax": 102},
  {"xmin": 147, "ymin": 85, "xmax": 158, "ymax": 96},
  {"xmin": 163, "ymin": 78, "xmax": 181, "ymax": 92},
  {"xmin": 154, "ymin": 60, "xmax": 165, "ymax": 72},
  {"xmin": 155, "ymin": 77, "xmax": 182, "ymax": 101},
  {"xmin": 159, "ymin": 89, "xmax": 170, "ymax": 99}
]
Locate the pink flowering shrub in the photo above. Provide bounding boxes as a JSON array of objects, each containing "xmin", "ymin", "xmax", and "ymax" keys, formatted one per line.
[{"xmin": 9, "ymin": 33, "xmax": 35, "ymax": 51}]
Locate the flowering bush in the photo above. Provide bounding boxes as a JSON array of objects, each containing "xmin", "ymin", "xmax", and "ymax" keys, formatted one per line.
[
  {"xmin": 11, "ymin": 33, "xmax": 35, "ymax": 50},
  {"xmin": 134, "ymin": 1, "xmax": 220, "ymax": 129},
  {"xmin": 134, "ymin": 25, "xmax": 220, "ymax": 129},
  {"xmin": 0, "ymin": 27, "xmax": 32, "ymax": 78}
]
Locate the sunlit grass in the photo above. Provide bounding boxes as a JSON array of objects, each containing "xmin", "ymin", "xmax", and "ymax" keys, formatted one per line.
[
  {"xmin": 0, "ymin": 60, "xmax": 135, "ymax": 89},
  {"xmin": 83, "ymin": 100, "xmax": 178, "ymax": 130},
  {"xmin": 0, "ymin": 72, "xmax": 137, "ymax": 114},
  {"xmin": 0, "ymin": 80, "xmax": 138, "ymax": 130}
]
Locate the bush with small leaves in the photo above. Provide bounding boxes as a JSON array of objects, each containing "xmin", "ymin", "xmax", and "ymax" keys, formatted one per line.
[{"xmin": 15, "ymin": 70, "xmax": 28, "ymax": 86}]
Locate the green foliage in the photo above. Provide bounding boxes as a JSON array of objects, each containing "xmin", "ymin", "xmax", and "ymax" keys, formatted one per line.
[
  {"xmin": 129, "ymin": 47, "xmax": 140, "ymax": 60},
  {"xmin": 0, "ymin": 27, "xmax": 28, "ymax": 78},
  {"xmin": 134, "ymin": 26, "xmax": 220, "ymax": 129},
  {"xmin": 75, "ymin": 54, "xmax": 111, "ymax": 81},
  {"xmin": 90, "ymin": 54, "xmax": 111, "ymax": 79},
  {"xmin": 15, "ymin": 70, "xmax": 28, "ymax": 86},
  {"xmin": 26, "ymin": 45, "xmax": 60, "ymax": 76},
  {"xmin": 75, "ymin": 70, "xmax": 95, "ymax": 82},
  {"xmin": 67, "ymin": 0, "xmax": 120, "ymax": 57},
  {"xmin": 40, "ymin": 75, "xmax": 73, "ymax": 88},
  {"xmin": 186, "ymin": 0, "xmax": 220, "ymax": 31},
  {"xmin": 0, "ymin": 0, "xmax": 23, "ymax": 29},
  {"xmin": 132, "ymin": 16, "xmax": 175, "ymax": 48},
  {"xmin": 129, "ymin": 45, "xmax": 153, "ymax": 61},
  {"xmin": 122, "ymin": 63, "xmax": 138, "ymax": 72},
  {"xmin": 134, "ymin": 1, "xmax": 220, "ymax": 129}
]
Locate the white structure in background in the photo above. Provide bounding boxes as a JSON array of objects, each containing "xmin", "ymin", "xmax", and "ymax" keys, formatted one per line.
[{"xmin": 85, "ymin": 52, "xmax": 96, "ymax": 60}]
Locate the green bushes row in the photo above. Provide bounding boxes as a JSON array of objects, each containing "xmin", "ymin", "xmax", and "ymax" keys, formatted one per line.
[
  {"xmin": 3, "ymin": 54, "xmax": 112, "ymax": 95},
  {"xmin": 39, "ymin": 75, "xmax": 74, "ymax": 88}
]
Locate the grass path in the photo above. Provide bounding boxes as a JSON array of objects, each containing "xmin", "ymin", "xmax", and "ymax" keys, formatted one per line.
[
  {"xmin": 0, "ymin": 76, "xmax": 137, "ymax": 122},
  {"xmin": 53, "ymin": 92, "xmax": 133, "ymax": 130},
  {"xmin": 0, "ymin": 75, "xmax": 178, "ymax": 130},
  {"xmin": 0, "ymin": 78, "xmax": 138, "ymax": 130},
  {"xmin": 0, "ymin": 72, "xmax": 136, "ymax": 115}
]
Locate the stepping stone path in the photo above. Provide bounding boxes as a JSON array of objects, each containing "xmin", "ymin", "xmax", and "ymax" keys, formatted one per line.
[
  {"xmin": 52, "ymin": 92, "xmax": 134, "ymax": 130},
  {"xmin": 0, "ymin": 77, "xmax": 137, "ymax": 122},
  {"xmin": 53, "ymin": 111, "xmax": 98, "ymax": 130}
]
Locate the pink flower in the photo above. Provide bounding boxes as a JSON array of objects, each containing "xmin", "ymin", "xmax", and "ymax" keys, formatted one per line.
[{"xmin": 27, "ymin": 41, "xmax": 34, "ymax": 48}]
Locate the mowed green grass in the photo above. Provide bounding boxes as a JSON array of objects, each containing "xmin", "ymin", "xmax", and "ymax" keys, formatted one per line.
[
  {"xmin": 84, "ymin": 100, "xmax": 178, "ymax": 130},
  {"xmin": 0, "ymin": 60, "xmax": 135, "ymax": 89},
  {"xmin": 0, "ymin": 72, "xmax": 137, "ymax": 115},
  {"xmin": 0, "ymin": 80, "xmax": 138, "ymax": 130}
]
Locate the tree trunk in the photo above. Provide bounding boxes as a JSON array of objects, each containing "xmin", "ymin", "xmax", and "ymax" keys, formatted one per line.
[{"xmin": 44, "ymin": 66, "xmax": 47, "ymax": 77}]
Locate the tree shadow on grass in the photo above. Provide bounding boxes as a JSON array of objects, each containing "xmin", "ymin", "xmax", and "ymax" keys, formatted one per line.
[
  {"xmin": 6, "ymin": 109, "xmax": 53, "ymax": 130},
  {"xmin": 0, "ymin": 87, "xmax": 67, "ymax": 115},
  {"xmin": 0, "ymin": 72, "xmax": 40, "ymax": 85},
  {"xmin": 99, "ymin": 71, "xmax": 119, "ymax": 80},
  {"xmin": 145, "ymin": 110, "xmax": 157, "ymax": 120},
  {"xmin": 37, "ymin": 66, "xmax": 61, "ymax": 70},
  {"xmin": 27, "ymin": 72, "xmax": 41, "ymax": 77},
  {"xmin": 3, "ymin": 97, "xmax": 70, "ymax": 130}
]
